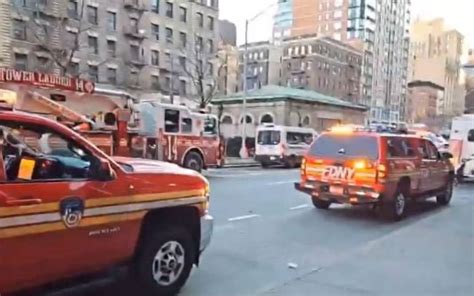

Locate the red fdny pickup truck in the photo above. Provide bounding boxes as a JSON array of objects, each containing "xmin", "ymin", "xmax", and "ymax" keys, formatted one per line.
[{"xmin": 0, "ymin": 109, "xmax": 213, "ymax": 295}]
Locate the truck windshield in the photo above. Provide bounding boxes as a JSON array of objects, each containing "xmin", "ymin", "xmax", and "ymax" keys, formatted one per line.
[
  {"xmin": 257, "ymin": 130, "xmax": 281, "ymax": 145},
  {"xmin": 309, "ymin": 134, "xmax": 379, "ymax": 160}
]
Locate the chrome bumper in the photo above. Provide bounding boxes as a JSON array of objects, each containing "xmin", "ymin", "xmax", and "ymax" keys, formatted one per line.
[{"xmin": 200, "ymin": 214, "xmax": 214, "ymax": 252}]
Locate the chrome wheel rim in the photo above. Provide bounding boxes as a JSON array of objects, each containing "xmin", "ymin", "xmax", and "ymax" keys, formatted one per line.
[
  {"xmin": 395, "ymin": 193, "xmax": 405, "ymax": 216},
  {"xmin": 152, "ymin": 241, "xmax": 185, "ymax": 286}
]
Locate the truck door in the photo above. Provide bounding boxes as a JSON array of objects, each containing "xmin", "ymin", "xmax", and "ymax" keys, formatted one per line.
[
  {"xmin": 419, "ymin": 139, "xmax": 441, "ymax": 191},
  {"xmin": 0, "ymin": 121, "xmax": 133, "ymax": 293}
]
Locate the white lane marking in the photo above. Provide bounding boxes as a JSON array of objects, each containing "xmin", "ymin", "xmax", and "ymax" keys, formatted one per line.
[
  {"xmin": 227, "ymin": 214, "xmax": 260, "ymax": 222},
  {"xmin": 289, "ymin": 204, "xmax": 310, "ymax": 210},
  {"xmin": 267, "ymin": 180, "xmax": 298, "ymax": 185}
]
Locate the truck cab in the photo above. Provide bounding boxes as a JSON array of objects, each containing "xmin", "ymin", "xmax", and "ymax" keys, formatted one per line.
[{"xmin": 0, "ymin": 109, "xmax": 213, "ymax": 295}]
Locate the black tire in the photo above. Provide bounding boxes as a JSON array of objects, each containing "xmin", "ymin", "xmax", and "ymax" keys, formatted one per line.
[
  {"xmin": 312, "ymin": 197, "xmax": 331, "ymax": 209},
  {"xmin": 437, "ymin": 178, "xmax": 454, "ymax": 206},
  {"xmin": 184, "ymin": 151, "xmax": 203, "ymax": 172},
  {"xmin": 285, "ymin": 156, "xmax": 298, "ymax": 168},
  {"xmin": 261, "ymin": 162, "xmax": 270, "ymax": 168},
  {"xmin": 134, "ymin": 227, "xmax": 195, "ymax": 296},
  {"xmin": 380, "ymin": 189, "xmax": 407, "ymax": 221}
]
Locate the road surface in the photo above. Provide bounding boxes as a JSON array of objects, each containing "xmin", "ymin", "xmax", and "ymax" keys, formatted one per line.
[{"xmin": 45, "ymin": 167, "xmax": 474, "ymax": 296}]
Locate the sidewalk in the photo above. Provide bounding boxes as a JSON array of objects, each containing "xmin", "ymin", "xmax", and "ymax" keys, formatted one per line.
[{"xmin": 223, "ymin": 157, "xmax": 260, "ymax": 168}]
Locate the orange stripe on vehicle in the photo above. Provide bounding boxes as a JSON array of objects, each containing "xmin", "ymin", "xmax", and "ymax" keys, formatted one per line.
[
  {"xmin": 0, "ymin": 211, "xmax": 146, "ymax": 239},
  {"xmin": 0, "ymin": 189, "xmax": 205, "ymax": 218}
]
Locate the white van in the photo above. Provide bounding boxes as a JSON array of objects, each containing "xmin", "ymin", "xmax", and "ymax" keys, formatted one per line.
[
  {"xmin": 255, "ymin": 124, "xmax": 318, "ymax": 168},
  {"xmin": 449, "ymin": 114, "xmax": 474, "ymax": 181}
]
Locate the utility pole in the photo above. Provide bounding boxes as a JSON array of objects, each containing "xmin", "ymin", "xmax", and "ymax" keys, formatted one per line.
[
  {"xmin": 239, "ymin": 3, "xmax": 277, "ymax": 158},
  {"xmin": 239, "ymin": 19, "xmax": 249, "ymax": 158},
  {"xmin": 170, "ymin": 52, "xmax": 174, "ymax": 104}
]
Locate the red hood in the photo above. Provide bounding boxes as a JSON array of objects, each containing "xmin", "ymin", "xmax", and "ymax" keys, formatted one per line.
[{"xmin": 112, "ymin": 156, "xmax": 202, "ymax": 178}]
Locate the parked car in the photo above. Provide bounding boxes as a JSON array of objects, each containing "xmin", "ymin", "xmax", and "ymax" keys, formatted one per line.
[{"xmin": 255, "ymin": 124, "xmax": 318, "ymax": 168}]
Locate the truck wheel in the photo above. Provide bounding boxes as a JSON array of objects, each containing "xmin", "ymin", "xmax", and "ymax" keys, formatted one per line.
[
  {"xmin": 261, "ymin": 161, "xmax": 270, "ymax": 168},
  {"xmin": 381, "ymin": 189, "xmax": 406, "ymax": 221},
  {"xmin": 437, "ymin": 179, "xmax": 454, "ymax": 206},
  {"xmin": 312, "ymin": 197, "xmax": 331, "ymax": 209},
  {"xmin": 135, "ymin": 227, "xmax": 195, "ymax": 296},
  {"xmin": 184, "ymin": 151, "xmax": 203, "ymax": 172}
]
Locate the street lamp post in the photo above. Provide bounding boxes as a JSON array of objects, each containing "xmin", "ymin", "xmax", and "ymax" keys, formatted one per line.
[
  {"xmin": 239, "ymin": 20, "xmax": 249, "ymax": 158},
  {"xmin": 239, "ymin": 4, "xmax": 277, "ymax": 158}
]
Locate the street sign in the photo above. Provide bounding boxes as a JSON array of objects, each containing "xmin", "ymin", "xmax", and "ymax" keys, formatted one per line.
[{"xmin": 0, "ymin": 67, "xmax": 95, "ymax": 94}]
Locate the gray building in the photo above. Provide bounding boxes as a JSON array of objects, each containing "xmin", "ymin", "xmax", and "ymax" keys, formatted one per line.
[
  {"xmin": 212, "ymin": 85, "xmax": 367, "ymax": 139},
  {"xmin": 0, "ymin": 0, "xmax": 219, "ymax": 99},
  {"xmin": 238, "ymin": 41, "xmax": 281, "ymax": 91},
  {"xmin": 217, "ymin": 19, "xmax": 236, "ymax": 46},
  {"xmin": 281, "ymin": 35, "xmax": 362, "ymax": 104}
]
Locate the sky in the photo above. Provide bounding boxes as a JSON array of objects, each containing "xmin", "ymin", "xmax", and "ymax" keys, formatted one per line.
[{"xmin": 220, "ymin": 0, "xmax": 474, "ymax": 49}]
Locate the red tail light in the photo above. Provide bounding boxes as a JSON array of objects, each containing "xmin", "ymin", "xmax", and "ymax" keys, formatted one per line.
[
  {"xmin": 301, "ymin": 158, "xmax": 307, "ymax": 179},
  {"xmin": 376, "ymin": 163, "xmax": 387, "ymax": 182}
]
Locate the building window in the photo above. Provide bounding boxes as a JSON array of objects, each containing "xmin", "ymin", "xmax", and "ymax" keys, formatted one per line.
[
  {"xmin": 207, "ymin": 16, "xmax": 214, "ymax": 31},
  {"xmin": 67, "ymin": 0, "xmax": 78, "ymax": 18},
  {"xmin": 207, "ymin": 62, "xmax": 213, "ymax": 75},
  {"xmin": 334, "ymin": 10, "xmax": 342, "ymax": 19},
  {"xmin": 260, "ymin": 114, "xmax": 274, "ymax": 124},
  {"xmin": 179, "ymin": 56, "xmax": 186, "ymax": 71},
  {"xmin": 179, "ymin": 6, "xmax": 187, "ymax": 22},
  {"xmin": 151, "ymin": 23, "xmax": 159, "ymax": 40},
  {"xmin": 14, "ymin": 53, "xmax": 28, "ymax": 70},
  {"xmin": 196, "ymin": 35, "xmax": 203, "ymax": 51},
  {"xmin": 165, "ymin": 27, "xmax": 173, "ymax": 43},
  {"xmin": 107, "ymin": 68, "xmax": 117, "ymax": 84},
  {"xmin": 13, "ymin": 0, "xmax": 26, "ymax": 7},
  {"xmin": 107, "ymin": 40, "xmax": 116, "ymax": 57},
  {"xmin": 87, "ymin": 6, "xmax": 98, "ymax": 25},
  {"xmin": 151, "ymin": 0, "xmax": 159, "ymax": 13},
  {"xmin": 88, "ymin": 36, "xmax": 98, "ymax": 54},
  {"xmin": 179, "ymin": 80, "xmax": 186, "ymax": 95},
  {"xmin": 207, "ymin": 39, "xmax": 214, "ymax": 53},
  {"xmin": 151, "ymin": 50, "xmax": 159, "ymax": 66},
  {"xmin": 130, "ymin": 44, "xmax": 140, "ymax": 61},
  {"xmin": 165, "ymin": 1, "xmax": 173, "ymax": 18},
  {"xmin": 197, "ymin": 12, "xmax": 203, "ymax": 27},
  {"xmin": 13, "ymin": 20, "xmax": 26, "ymax": 40},
  {"xmin": 88, "ymin": 65, "xmax": 98, "ymax": 82},
  {"xmin": 151, "ymin": 75, "xmax": 160, "ymax": 90},
  {"xmin": 179, "ymin": 32, "xmax": 187, "ymax": 48},
  {"xmin": 107, "ymin": 12, "xmax": 117, "ymax": 31}
]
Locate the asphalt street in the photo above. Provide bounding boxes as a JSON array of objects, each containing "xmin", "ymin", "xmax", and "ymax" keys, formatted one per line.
[{"xmin": 45, "ymin": 167, "xmax": 474, "ymax": 296}]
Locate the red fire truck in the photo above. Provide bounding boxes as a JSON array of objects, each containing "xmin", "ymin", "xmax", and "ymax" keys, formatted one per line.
[{"xmin": 0, "ymin": 68, "xmax": 224, "ymax": 171}]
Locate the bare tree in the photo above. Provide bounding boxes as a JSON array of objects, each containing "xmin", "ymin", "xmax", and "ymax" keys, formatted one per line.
[
  {"xmin": 178, "ymin": 42, "xmax": 226, "ymax": 109},
  {"xmin": 11, "ymin": 0, "xmax": 108, "ymax": 77}
]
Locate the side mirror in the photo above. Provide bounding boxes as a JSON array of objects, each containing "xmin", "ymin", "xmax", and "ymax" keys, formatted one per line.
[
  {"xmin": 91, "ymin": 158, "xmax": 115, "ymax": 181},
  {"xmin": 441, "ymin": 152, "xmax": 453, "ymax": 160}
]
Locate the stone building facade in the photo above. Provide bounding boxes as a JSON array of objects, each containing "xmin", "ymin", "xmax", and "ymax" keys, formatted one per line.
[
  {"xmin": 0, "ymin": 0, "xmax": 219, "ymax": 99},
  {"xmin": 281, "ymin": 35, "xmax": 362, "ymax": 104},
  {"xmin": 212, "ymin": 85, "xmax": 367, "ymax": 139},
  {"xmin": 406, "ymin": 80, "xmax": 443, "ymax": 123}
]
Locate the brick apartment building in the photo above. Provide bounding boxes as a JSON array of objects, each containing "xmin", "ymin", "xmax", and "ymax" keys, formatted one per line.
[
  {"xmin": 0, "ymin": 0, "xmax": 219, "ymax": 99},
  {"xmin": 281, "ymin": 34, "xmax": 362, "ymax": 104}
]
